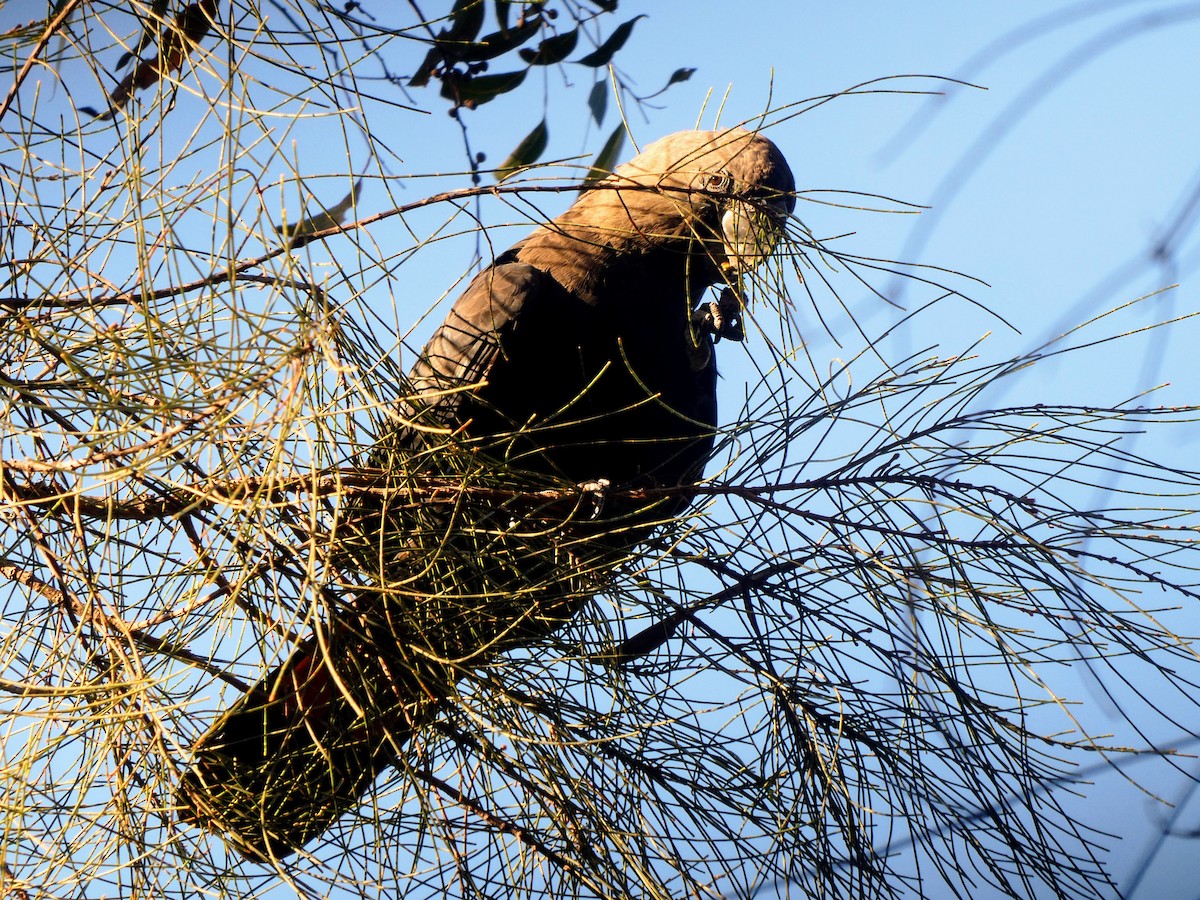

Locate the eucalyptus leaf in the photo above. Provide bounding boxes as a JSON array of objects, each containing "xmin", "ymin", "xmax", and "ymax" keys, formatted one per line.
[
  {"xmin": 584, "ymin": 124, "xmax": 626, "ymax": 184},
  {"xmin": 278, "ymin": 179, "xmax": 363, "ymax": 245},
  {"xmin": 440, "ymin": 69, "xmax": 528, "ymax": 106},
  {"xmin": 496, "ymin": 120, "xmax": 549, "ymax": 182},
  {"xmin": 587, "ymin": 80, "xmax": 608, "ymax": 126},
  {"xmin": 455, "ymin": 18, "xmax": 543, "ymax": 63},
  {"xmin": 444, "ymin": 0, "xmax": 486, "ymax": 42},
  {"xmin": 576, "ymin": 15, "xmax": 645, "ymax": 67},
  {"xmin": 519, "ymin": 28, "xmax": 578, "ymax": 65},
  {"xmin": 640, "ymin": 66, "xmax": 698, "ymax": 100}
]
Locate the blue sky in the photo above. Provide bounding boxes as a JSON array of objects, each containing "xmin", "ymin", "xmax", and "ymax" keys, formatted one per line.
[
  {"xmin": 218, "ymin": 2, "xmax": 1200, "ymax": 891},
  {"xmin": 386, "ymin": 0, "xmax": 1200, "ymax": 420},
  {"xmin": 427, "ymin": 4, "xmax": 1200, "ymax": 896}
]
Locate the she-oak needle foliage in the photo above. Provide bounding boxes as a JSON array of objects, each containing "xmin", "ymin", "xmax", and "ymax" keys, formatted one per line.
[{"xmin": 1, "ymin": 3, "xmax": 1199, "ymax": 899}]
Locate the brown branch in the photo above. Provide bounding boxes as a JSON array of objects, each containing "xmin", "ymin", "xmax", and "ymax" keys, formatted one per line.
[
  {"xmin": 0, "ymin": 0, "xmax": 85, "ymax": 124},
  {"xmin": 0, "ymin": 409, "xmax": 219, "ymax": 475},
  {"xmin": 0, "ymin": 860, "xmax": 30, "ymax": 900},
  {"xmin": 417, "ymin": 768, "xmax": 583, "ymax": 877},
  {"xmin": 0, "ymin": 470, "xmax": 627, "ymax": 521},
  {"xmin": 0, "ymin": 180, "xmax": 783, "ymax": 311},
  {"xmin": 0, "ymin": 556, "xmax": 246, "ymax": 691}
]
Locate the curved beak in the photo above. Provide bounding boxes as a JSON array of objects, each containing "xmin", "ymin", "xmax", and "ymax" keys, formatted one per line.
[{"xmin": 719, "ymin": 198, "xmax": 788, "ymax": 275}]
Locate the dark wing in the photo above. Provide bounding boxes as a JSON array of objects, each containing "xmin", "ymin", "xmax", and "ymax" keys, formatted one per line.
[
  {"xmin": 402, "ymin": 257, "xmax": 548, "ymax": 442},
  {"xmin": 406, "ymin": 254, "xmax": 717, "ymax": 497}
]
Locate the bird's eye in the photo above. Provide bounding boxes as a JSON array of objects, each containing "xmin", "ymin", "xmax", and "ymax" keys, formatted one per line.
[{"xmin": 706, "ymin": 171, "xmax": 733, "ymax": 193}]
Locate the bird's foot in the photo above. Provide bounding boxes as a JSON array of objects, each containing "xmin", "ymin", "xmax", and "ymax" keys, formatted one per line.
[
  {"xmin": 576, "ymin": 478, "xmax": 611, "ymax": 519},
  {"xmin": 693, "ymin": 287, "xmax": 745, "ymax": 344}
]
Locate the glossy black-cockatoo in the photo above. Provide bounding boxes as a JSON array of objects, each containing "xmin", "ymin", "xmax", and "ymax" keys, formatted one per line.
[{"xmin": 176, "ymin": 128, "xmax": 795, "ymax": 861}]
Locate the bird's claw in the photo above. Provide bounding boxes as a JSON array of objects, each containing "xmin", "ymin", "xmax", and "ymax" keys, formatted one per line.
[
  {"xmin": 577, "ymin": 478, "xmax": 611, "ymax": 520},
  {"xmin": 693, "ymin": 287, "xmax": 745, "ymax": 344}
]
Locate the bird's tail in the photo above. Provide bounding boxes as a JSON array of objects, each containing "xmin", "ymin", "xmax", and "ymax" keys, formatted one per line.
[
  {"xmin": 175, "ymin": 614, "xmax": 440, "ymax": 862},
  {"xmin": 175, "ymin": 486, "xmax": 604, "ymax": 860}
]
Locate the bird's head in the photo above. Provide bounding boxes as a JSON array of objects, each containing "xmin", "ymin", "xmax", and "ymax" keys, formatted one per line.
[
  {"xmin": 603, "ymin": 128, "xmax": 796, "ymax": 280},
  {"xmin": 518, "ymin": 128, "xmax": 794, "ymax": 300}
]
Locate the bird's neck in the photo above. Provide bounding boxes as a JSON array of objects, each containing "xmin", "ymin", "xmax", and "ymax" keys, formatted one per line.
[{"xmin": 517, "ymin": 226, "xmax": 718, "ymax": 310}]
